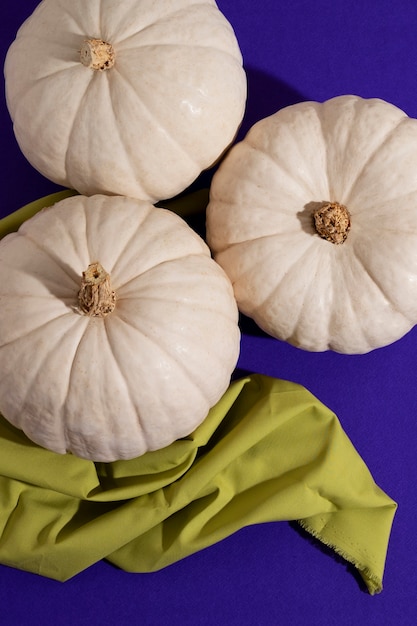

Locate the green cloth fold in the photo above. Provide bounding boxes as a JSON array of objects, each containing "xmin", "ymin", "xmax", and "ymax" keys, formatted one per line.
[
  {"xmin": 0, "ymin": 192, "xmax": 396, "ymax": 593},
  {"xmin": 0, "ymin": 374, "xmax": 396, "ymax": 593}
]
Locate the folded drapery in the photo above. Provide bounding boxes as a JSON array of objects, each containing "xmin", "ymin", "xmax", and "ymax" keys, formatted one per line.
[{"xmin": 0, "ymin": 374, "xmax": 396, "ymax": 593}]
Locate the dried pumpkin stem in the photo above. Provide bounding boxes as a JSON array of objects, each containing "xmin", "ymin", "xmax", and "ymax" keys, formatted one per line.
[
  {"xmin": 313, "ymin": 202, "xmax": 351, "ymax": 244},
  {"xmin": 80, "ymin": 38, "xmax": 115, "ymax": 71},
  {"xmin": 78, "ymin": 262, "xmax": 116, "ymax": 317}
]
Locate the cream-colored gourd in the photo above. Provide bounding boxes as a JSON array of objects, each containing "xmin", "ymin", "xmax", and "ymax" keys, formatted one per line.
[
  {"xmin": 4, "ymin": 0, "xmax": 246, "ymax": 202},
  {"xmin": 0, "ymin": 195, "xmax": 240, "ymax": 461},
  {"xmin": 206, "ymin": 95, "xmax": 417, "ymax": 354}
]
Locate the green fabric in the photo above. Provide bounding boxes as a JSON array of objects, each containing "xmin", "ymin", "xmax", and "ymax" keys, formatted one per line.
[
  {"xmin": 0, "ymin": 193, "xmax": 396, "ymax": 593},
  {"xmin": 0, "ymin": 375, "xmax": 396, "ymax": 593}
]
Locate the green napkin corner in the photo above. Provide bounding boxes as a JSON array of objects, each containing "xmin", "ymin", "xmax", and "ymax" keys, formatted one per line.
[{"xmin": 0, "ymin": 192, "xmax": 396, "ymax": 593}]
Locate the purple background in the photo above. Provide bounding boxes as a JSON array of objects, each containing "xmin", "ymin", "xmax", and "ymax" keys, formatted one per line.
[{"xmin": 1, "ymin": 1, "xmax": 416, "ymax": 624}]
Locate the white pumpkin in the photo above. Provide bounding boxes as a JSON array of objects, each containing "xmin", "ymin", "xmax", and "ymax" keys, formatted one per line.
[
  {"xmin": 4, "ymin": 0, "xmax": 246, "ymax": 202},
  {"xmin": 0, "ymin": 195, "xmax": 240, "ymax": 461},
  {"xmin": 206, "ymin": 95, "xmax": 417, "ymax": 354}
]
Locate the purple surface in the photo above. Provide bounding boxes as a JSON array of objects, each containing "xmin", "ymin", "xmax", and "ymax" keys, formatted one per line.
[{"xmin": 1, "ymin": 1, "xmax": 416, "ymax": 624}]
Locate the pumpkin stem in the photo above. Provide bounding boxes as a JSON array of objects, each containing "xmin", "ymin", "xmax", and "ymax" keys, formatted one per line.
[
  {"xmin": 78, "ymin": 262, "xmax": 116, "ymax": 317},
  {"xmin": 80, "ymin": 38, "xmax": 115, "ymax": 71},
  {"xmin": 313, "ymin": 202, "xmax": 351, "ymax": 244}
]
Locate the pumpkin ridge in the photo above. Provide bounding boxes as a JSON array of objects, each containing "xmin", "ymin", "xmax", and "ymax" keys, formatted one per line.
[
  {"xmin": 10, "ymin": 66, "xmax": 91, "ymax": 177},
  {"xmin": 0, "ymin": 234, "xmax": 81, "ymax": 299},
  {"xmin": 214, "ymin": 230, "xmax": 309, "ymax": 256},
  {"xmin": 309, "ymin": 100, "xmax": 336, "ymax": 202},
  {"xmin": 103, "ymin": 313, "xmax": 182, "ymax": 446},
  {"xmin": 112, "ymin": 305, "xmax": 219, "ymax": 410},
  {"xmin": 112, "ymin": 2, "xmax": 222, "ymax": 46},
  {"xmin": 103, "ymin": 1, "xmax": 213, "ymax": 45},
  {"xmin": 244, "ymin": 136, "xmax": 321, "ymax": 200},
  {"xmin": 117, "ymin": 255, "xmax": 234, "ymax": 322},
  {"xmin": 15, "ymin": 231, "xmax": 82, "ymax": 290},
  {"xmin": 82, "ymin": 197, "xmax": 153, "ymax": 280},
  {"xmin": 327, "ymin": 247, "xmax": 372, "ymax": 352},
  {"xmin": 251, "ymin": 239, "xmax": 320, "ymax": 331},
  {"xmin": 118, "ymin": 41, "xmax": 244, "ymax": 68},
  {"xmin": 355, "ymin": 191, "xmax": 417, "ymax": 221},
  {"xmin": 328, "ymin": 242, "xmax": 411, "ymax": 352},
  {"xmin": 286, "ymin": 247, "xmax": 333, "ymax": 350},
  {"xmin": 350, "ymin": 242, "xmax": 414, "ymax": 324},
  {"xmin": 61, "ymin": 318, "xmax": 144, "ymax": 460},
  {"xmin": 112, "ymin": 63, "xmax": 203, "ymax": 171},
  {"xmin": 324, "ymin": 96, "xmax": 368, "ymax": 204},
  {"xmin": 106, "ymin": 310, "xmax": 216, "ymax": 447},
  {"xmin": 209, "ymin": 194, "xmax": 300, "ymax": 219},
  {"xmin": 97, "ymin": 0, "xmax": 104, "ymax": 41},
  {"xmin": 0, "ymin": 311, "xmax": 79, "ymax": 352},
  {"xmin": 63, "ymin": 73, "xmax": 99, "ymax": 188},
  {"xmin": 114, "ymin": 251, "xmax": 211, "ymax": 291},
  {"xmin": 10, "ymin": 40, "xmax": 81, "ymax": 76},
  {"xmin": 105, "ymin": 71, "xmax": 166, "ymax": 197},
  {"xmin": 56, "ymin": 0, "xmax": 100, "ymax": 40},
  {"xmin": 118, "ymin": 291, "xmax": 239, "ymax": 325},
  {"xmin": 116, "ymin": 262, "xmax": 239, "ymax": 325},
  {"xmin": 107, "ymin": 211, "xmax": 208, "ymax": 288},
  {"xmin": 99, "ymin": 316, "xmax": 147, "ymax": 451},
  {"xmin": 6, "ymin": 314, "xmax": 87, "ymax": 446},
  {"xmin": 340, "ymin": 115, "xmax": 409, "ymax": 208}
]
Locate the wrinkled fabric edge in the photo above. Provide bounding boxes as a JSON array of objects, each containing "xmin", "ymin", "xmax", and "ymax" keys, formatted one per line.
[{"xmin": 297, "ymin": 504, "xmax": 397, "ymax": 596}]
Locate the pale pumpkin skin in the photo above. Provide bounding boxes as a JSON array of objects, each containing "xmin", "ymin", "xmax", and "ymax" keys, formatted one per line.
[
  {"xmin": 206, "ymin": 95, "xmax": 417, "ymax": 354},
  {"xmin": 4, "ymin": 0, "xmax": 247, "ymax": 202},
  {"xmin": 0, "ymin": 195, "xmax": 240, "ymax": 461}
]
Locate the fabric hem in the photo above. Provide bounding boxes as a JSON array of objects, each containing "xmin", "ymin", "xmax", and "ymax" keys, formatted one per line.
[{"xmin": 297, "ymin": 518, "xmax": 382, "ymax": 595}]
